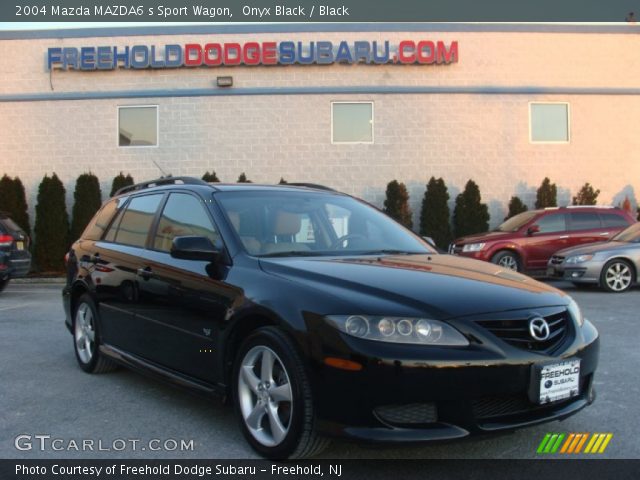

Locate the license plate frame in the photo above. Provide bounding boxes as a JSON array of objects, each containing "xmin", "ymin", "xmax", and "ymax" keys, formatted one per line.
[{"xmin": 529, "ymin": 359, "xmax": 581, "ymax": 405}]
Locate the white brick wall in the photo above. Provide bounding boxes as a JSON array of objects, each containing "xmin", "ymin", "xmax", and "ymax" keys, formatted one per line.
[{"xmin": 0, "ymin": 29, "xmax": 639, "ymax": 230}]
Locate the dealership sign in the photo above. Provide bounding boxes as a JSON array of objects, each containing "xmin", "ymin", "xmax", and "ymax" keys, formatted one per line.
[{"xmin": 47, "ymin": 40, "xmax": 458, "ymax": 70}]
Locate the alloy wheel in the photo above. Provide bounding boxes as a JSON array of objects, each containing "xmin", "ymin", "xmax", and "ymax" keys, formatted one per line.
[
  {"xmin": 498, "ymin": 255, "xmax": 518, "ymax": 270},
  {"xmin": 237, "ymin": 346, "xmax": 293, "ymax": 447},
  {"xmin": 74, "ymin": 303, "xmax": 95, "ymax": 364},
  {"xmin": 604, "ymin": 262, "xmax": 632, "ymax": 292}
]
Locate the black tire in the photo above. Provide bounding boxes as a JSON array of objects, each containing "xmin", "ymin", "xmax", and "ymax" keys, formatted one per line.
[
  {"xmin": 491, "ymin": 250, "xmax": 521, "ymax": 272},
  {"xmin": 599, "ymin": 259, "xmax": 635, "ymax": 293},
  {"xmin": 232, "ymin": 326, "xmax": 329, "ymax": 459},
  {"xmin": 0, "ymin": 278, "xmax": 9, "ymax": 293},
  {"xmin": 72, "ymin": 294, "xmax": 118, "ymax": 373}
]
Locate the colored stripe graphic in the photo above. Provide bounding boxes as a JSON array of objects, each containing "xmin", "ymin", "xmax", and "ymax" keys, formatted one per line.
[{"xmin": 539, "ymin": 433, "xmax": 613, "ymax": 454}]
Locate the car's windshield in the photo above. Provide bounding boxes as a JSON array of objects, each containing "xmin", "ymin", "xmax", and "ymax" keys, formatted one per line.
[
  {"xmin": 612, "ymin": 223, "xmax": 640, "ymax": 243},
  {"xmin": 216, "ymin": 190, "xmax": 434, "ymax": 257},
  {"xmin": 494, "ymin": 211, "xmax": 538, "ymax": 232}
]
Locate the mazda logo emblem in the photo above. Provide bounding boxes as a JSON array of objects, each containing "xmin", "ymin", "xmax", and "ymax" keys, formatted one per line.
[{"xmin": 529, "ymin": 317, "xmax": 550, "ymax": 341}]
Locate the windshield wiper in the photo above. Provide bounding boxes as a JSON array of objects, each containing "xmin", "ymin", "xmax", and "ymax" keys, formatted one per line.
[
  {"xmin": 259, "ymin": 251, "xmax": 327, "ymax": 258},
  {"xmin": 357, "ymin": 249, "xmax": 425, "ymax": 256}
]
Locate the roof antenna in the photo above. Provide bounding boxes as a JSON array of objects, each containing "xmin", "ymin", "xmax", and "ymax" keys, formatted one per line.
[{"xmin": 152, "ymin": 159, "xmax": 170, "ymax": 178}]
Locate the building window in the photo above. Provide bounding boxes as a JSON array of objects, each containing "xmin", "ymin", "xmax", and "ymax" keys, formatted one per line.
[
  {"xmin": 118, "ymin": 105, "xmax": 158, "ymax": 147},
  {"xmin": 331, "ymin": 102, "xmax": 374, "ymax": 144},
  {"xmin": 529, "ymin": 103, "xmax": 569, "ymax": 143}
]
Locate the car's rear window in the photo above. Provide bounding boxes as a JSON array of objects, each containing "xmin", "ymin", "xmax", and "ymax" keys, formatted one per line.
[
  {"xmin": 601, "ymin": 213, "xmax": 630, "ymax": 228},
  {"xmin": 82, "ymin": 198, "xmax": 126, "ymax": 241},
  {"xmin": 0, "ymin": 217, "xmax": 23, "ymax": 234}
]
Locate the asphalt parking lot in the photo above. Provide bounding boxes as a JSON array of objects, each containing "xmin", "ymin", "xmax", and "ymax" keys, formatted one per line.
[{"xmin": 0, "ymin": 281, "xmax": 638, "ymax": 459}]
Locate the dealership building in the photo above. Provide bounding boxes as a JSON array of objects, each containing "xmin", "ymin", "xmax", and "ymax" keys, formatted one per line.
[{"xmin": 0, "ymin": 23, "xmax": 639, "ymax": 228}]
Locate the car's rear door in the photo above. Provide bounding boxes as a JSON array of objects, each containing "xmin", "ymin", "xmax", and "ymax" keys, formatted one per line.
[{"xmin": 566, "ymin": 211, "xmax": 606, "ymax": 248}]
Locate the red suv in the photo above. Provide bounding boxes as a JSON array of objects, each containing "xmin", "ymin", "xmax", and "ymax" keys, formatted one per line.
[{"xmin": 450, "ymin": 206, "xmax": 635, "ymax": 273}]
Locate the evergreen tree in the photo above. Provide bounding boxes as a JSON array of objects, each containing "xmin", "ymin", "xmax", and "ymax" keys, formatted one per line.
[
  {"xmin": 110, "ymin": 172, "xmax": 134, "ymax": 196},
  {"xmin": 383, "ymin": 180, "xmax": 413, "ymax": 229},
  {"xmin": 505, "ymin": 196, "xmax": 528, "ymax": 220},
  {"xmin": 237, "ymin": 173, "xmax": 252, "ymax": 183},
  {"xmin": 0, "ymin": 175, "xmax": 31, "ymax": 235},
  {"xmin": 535, "ymin": 177, "xmax": 558, "ymax": 209},
  {"xmin": 202, "ymin": 171, "xmax": 220, "ymax": 182},
  {"xmin": 572, "ymin": 183, "xmax": 600, "ymax": 206},
  {"xmin": 71, "ymin": 173, "xmax": 102, "ymax": 241},
  {"xmin": 34, "ymin": 174, "xmax": 69, "ymax": 272},
  {"xmin": 453, "ymin": 180, "xmax": 490, "ymax": 237},
  {"xmin": 419, "ymin": 177, "xmax": 452, "ymax": 249}
]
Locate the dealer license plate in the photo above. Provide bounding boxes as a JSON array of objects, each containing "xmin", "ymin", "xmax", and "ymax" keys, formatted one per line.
[
  {"xmin": 16, "ymin": 241, "xmax": 24, "ymax": 250},
  {"xmin": 538, "ymin": 359, "xmax": 580, "ymax": 404}
]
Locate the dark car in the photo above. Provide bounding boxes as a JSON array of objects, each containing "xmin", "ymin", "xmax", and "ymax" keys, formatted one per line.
[
  {"xmin": 63, "ymin": 177, "xmax": 599, "ymax": 459},
  {"xmin": 450, "ymin": 206, "xmax": 634, "ymax": 274},
  {"xmin": 0, "ymin": 212, "xmax": 31, "ymax": 291}
]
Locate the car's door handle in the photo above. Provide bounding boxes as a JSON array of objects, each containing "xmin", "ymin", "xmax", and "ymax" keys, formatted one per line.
[
  {"xmin": 559, "ymin": 235, "xmax": 570, "ymax": 239},
  {"xmin": 599, "ymin": 232, "xmax": 610, "ymax": 236},
  {"xmin": 136, "ymin": 267, "xmax": 154, "ymax": 280}
]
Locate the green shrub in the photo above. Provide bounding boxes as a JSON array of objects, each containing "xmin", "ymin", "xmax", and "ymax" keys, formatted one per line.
[
  {"xmin": 237, "ymin": 173, "xmax": 252, "ymax": 183},
  {"xmin": 383, "ymin": 180, "xmax": 413, "ymax": 229},
  {"xmin": 202, "ymin": 171, "xmax": 220, "ymax": 182},
  {"xmin": 572, "ymin": 183, "xmax": 600, "ymax": 205},
  {"xmin": 453, "ymin": 180, "xmax": 490, "ymax": 237},
  {"xmin": 535, "ymin": 177, "xmax": 558, "ymax": 208},
  {"xmin": 0, "ymin": 174, "xmax": 31, "ymax": 235},
  {"xmin": 505, "ymin": 196, "xmax": 528, "ymax": 220},
  {"xmin": 110, "ymin": 172, "xmax": 134, "ymax": 196},
  {"xmin": 70, "ymin": 173, "xmax": 102, "ymax": 241},
  {"xmin": 279, "ymin": 177, "xmax": 288, "ymax": 184},
  {"xmin": 419, "ymin": 177, "xmax": 452, "ymax": 249},
  {"xmin": 34, "ymin": 173, "xmax": 69, "ymax": 272}
]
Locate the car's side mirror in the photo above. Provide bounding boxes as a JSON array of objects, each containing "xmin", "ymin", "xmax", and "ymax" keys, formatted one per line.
[
  {"xmin": 422, "ymin": 236, "xmax": 437, "ymax": 248},
  {"xmin": 170, "ymin": 236, "xmax": 220, "ymax": 262},
  {"xmin": 527, "ymin": 225, "xmax": 540, "ymax": 236}
]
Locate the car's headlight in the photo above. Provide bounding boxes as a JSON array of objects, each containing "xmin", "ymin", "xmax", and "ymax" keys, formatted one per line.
[
  {"xmin": 565, "ymin": 254, "xmax": 594, "ymax": 264},
  {"xmin": 567, "ymin": 297, "xmax": 584, "ymax": 327},
  {"xmin": 325, "ymin": 315, "xmax": 469, "ymax": 346},
  {"xmin": 462, "ymin": 243, "xmax": 485, "ymax": 252}
]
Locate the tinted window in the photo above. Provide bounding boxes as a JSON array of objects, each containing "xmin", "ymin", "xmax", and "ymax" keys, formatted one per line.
[
  {"xmin": 569, "ymin": 212, "xmax": 602, "ymax": 231},
  {"xmin": 535, "ymin": 213, "xmax": 566, "ymax": 234},
  {"xmin": 601, "ymin": 213, "xmax": 630, "ymax": 228},
  {"xmin": 83, "ymin": 198, "xmax": 125, "ymax": 241},
  {"xmin": 107, "ymin": 194, "xmax": 163, "ymax": 247},
  {"xmin": 154, "ymin": 193, "xmax": 218, "ymax": 252}
]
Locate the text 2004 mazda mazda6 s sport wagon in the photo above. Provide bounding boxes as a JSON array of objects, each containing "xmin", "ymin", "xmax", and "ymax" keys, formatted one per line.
[{"xmin": 62, "ymin": 177, "xmax": 599, "ymax": 459}]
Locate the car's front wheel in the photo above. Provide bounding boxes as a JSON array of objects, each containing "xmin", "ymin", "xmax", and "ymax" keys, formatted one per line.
[
  {"xmin": 233, "ymin": 327, "xmax": 329, "ymax": 459},
  {"xmin": 73, "ymin": 294, "xmax": 118, "ymax": 373},
  {"xmin": 600, "ymin": 259, "xmax": 635, "ymax": 293},
  {"xmin": 491, "ymin": 250, "xmax": 521, "ymax": 271}
]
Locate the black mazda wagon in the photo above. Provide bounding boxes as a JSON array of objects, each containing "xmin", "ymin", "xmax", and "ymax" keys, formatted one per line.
[{"xmin": 63, "ymin": 177, "xmax": 599, "ymax": 458}]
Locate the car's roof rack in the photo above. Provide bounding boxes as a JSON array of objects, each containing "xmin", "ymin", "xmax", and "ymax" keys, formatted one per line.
[
  {"xmin": 114, "ymin": 176, "xmax": 210, "ymax": 196},
  {"xmin": 286, "ymin": 183, "xmax": 335, "ymax": 191},
  {"xmin": 565, "ymin": 205, "xmax": 616, "ymax": 209}
]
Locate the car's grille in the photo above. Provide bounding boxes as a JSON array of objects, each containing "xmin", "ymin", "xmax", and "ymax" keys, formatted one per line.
[
  {"xmin": 472, "ymin": 377, "xmax": 587, "ymax": 420},
  {"xmin": 475, "ymin": 310, "xmax": 570, "ymax": 353},
  {"xmin": 550, "ymin": 255, "xmax": 565, "ymax": 265},
  {"xmin": 374, "ymin": 403, "xmax": 438, "ymax": 425}
]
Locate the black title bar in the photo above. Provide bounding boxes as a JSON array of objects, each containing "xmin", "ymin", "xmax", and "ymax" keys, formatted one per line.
[{"xmin": 2, "ymin": 0, "xmax": 640, "ymax": 23}]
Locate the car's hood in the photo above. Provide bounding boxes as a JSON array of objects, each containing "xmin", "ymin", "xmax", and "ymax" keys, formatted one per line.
[
  {"xmin": 555, "ymin": 241, "xmax": 631, "ymax": 257},
  {"xmin": 454, "ymin": 230, "xmax": 515, "ymax": 244},
  {"xmin": 259, "ymin": 254, "xmax": 568, "ymax": 319}
]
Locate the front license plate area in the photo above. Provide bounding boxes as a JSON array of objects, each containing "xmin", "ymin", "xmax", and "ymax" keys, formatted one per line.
[{"xmin": 531, "ymin": 359, "xmax": 581, "ymax": 405}]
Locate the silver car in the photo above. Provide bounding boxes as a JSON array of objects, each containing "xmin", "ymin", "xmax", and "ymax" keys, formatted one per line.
[{"xmin": 548, "ymin": 223, "xmax": 640, "ymax": 292}]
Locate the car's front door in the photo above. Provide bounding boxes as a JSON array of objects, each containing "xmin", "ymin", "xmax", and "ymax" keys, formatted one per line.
[
  {"xmin": 521, "ymin": 213, "xmax": 569, "ymax": 269},
  {"xmin": 133, "ymin": 191, "xmax": 239, "ymax": 383}
]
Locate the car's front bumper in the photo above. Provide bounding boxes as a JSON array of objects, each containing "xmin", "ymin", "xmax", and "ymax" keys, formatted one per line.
[
  {"xmin": 546, "ymin": 260, "xmax": 606, "ymax": 284},
  {"xmin": 308, "ymin": 317, "xmax": 599, "ymax": 442}
]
